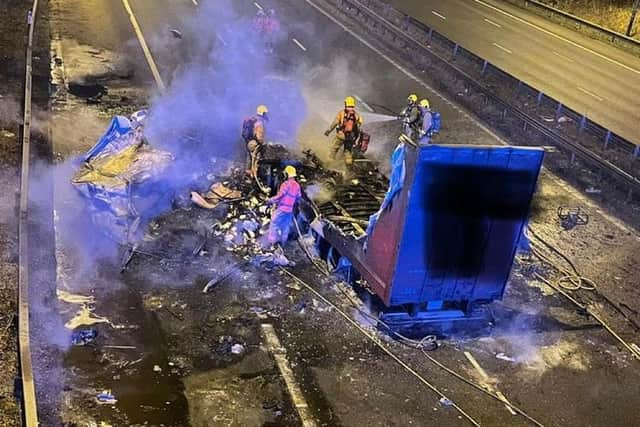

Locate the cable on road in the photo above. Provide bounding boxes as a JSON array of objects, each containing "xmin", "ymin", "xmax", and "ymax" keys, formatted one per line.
[
  {"xmin": 278, "ymin": 267, "xmax": 482, "ymax": 427},
  {"xmin": 527, "ymin": 226, "xmax": 640, "ymax": 360},
  {"xmin": 292, "ymin": 217, "xmax": 547, "ymax": 425}
]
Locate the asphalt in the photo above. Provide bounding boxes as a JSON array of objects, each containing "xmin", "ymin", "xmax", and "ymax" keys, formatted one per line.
[
  {"xmin": 388, "ymin": 0, "xmax": 640, "ymax": 146},
  {"xmin": 44, "ymin": 0, "xmax": 640, "ymax": 425}
]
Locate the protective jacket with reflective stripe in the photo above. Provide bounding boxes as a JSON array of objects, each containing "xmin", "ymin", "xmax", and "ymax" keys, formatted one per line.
[{"xmin": 270, "ymin": 178, "xmax": 301, "ymax": 213}]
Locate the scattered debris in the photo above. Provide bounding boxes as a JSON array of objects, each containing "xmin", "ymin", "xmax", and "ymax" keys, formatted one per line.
[
  {"xmin": 153, "ymin": 365, "xmax": 162, "ymax": 373},
  {"xmin": 585, "ymin": 186, "xmax": 602, "ymax": 194},
  {"xmin": 191, "ymin": 182, "xmax": 243, "ymax": 209},
  {"xmin": 96, "ymin": 390, "xmax": 117, "ymax": 405},
  {"xmin": 231, "ymin": 344, "xmax": 245, "ymax": 355},
  {"xmin": 71, "ymin": 328, "xmax": 98, "ymax": 346},
  {"xmin": 0, "ymin": 129, "xmax": 15, "ymax": 138},
  {"xmin": 495, "ymin": 352, "xmax": 516, "ymax": 362},
  {"xmin": 170, "ymin": 28, "xmax": 183, "ymax": 39},
  {"xmin": 557, "ymin": 116, "xmax": 572, "ymax": 123},
  {"xmin": 439, "ymin": 397, "xmax": 453, "ymax": 407},
  {"xmin": 557, "ymin": 206, "xmax": 589, "ymax": 230}
]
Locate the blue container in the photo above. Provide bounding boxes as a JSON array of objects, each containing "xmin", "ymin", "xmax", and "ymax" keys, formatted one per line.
[{"xmin": 363, "ymin": 144, "xmax": 544, "ymax": 309}]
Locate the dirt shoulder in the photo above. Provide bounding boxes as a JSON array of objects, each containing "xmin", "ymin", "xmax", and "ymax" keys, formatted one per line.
[{"xmin": 538, "ymin": 0, "xmax": 638, "ymax": 37}]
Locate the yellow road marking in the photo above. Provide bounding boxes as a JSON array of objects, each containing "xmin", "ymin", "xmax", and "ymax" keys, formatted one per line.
[{"xmin": 120, "ymin": 0, "xmax": 166, "ymax": 91}]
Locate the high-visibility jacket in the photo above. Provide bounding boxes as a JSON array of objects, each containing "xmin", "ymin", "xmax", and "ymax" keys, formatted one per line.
[
  {"xmin": 270, "ymin": 178, "xmax": 301, "ymax": 213},
  {"xmin": 326, "ymin": 108, "xmax": 363, "ymax": 141}
]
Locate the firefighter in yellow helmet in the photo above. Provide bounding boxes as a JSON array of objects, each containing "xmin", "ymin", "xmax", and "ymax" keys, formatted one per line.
[
  {"xmin": 242, "ymin": 105, "xmax": 269, "ymax": 179},
  {"xmin": 399, "ymin": 93, "xmax": 420, "ymax": 139},
  {"xmin": 324, "ymin": 96, "xmax": 363, "ymax": 166},
  {"xmin": 266, "ymin": 165, "xmax": 302, "ymax": 246}
]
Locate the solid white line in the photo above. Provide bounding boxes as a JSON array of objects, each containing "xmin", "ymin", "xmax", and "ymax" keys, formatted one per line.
[
  {"xmin": 261, "ymin": 324, "xmax": 317, "ymax": 427},
  {"xmin": 254, "ymin": 1, "xmax": 263, "ymax": 10},
  {"xmin": 577, "ymin": 86, "xmax": 604, "ymax": 102},
  {"xmin": 292, "ymin": 38, "xmax": 307, "ymax": 51},
  {"xmin": 483, "ymin": 18, "xmax": 501, "ymax": 28},
  {"xmin": 492, "ymin": 42, "xmax": 512, "ymax": 54},
  {"xmin": 473, "ymin": 0, "xmax": 640, "ymax": 75},
  {"xmin": 120, "ymin": 0, "xmax": 166, "ymax": 91},
  {"xmin": 354, "ymin": 94, "xmax": 373, "ymax": 112},
  {"xmin": 552, "ymin": 50, "xmax": 574, "ymax": 63},
  {"xmin": 432, "ymin": 10, "xmax": 446, "ymax": 20}
]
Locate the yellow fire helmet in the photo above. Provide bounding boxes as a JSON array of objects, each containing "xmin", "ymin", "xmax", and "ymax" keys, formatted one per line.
[
  {"xmin": 344, "ymin": 96, "xmax": 356, "ymax": 108},
  {"xmin": 256, "ymin": 105, "xmax": 269, "ymax": 116},
  {"xmin": 419, "ymin": 99, "xmax": 430, "ymax": 108},
  {"xmin": 284, "ymin": 165, "xmax": 297, "ymax": 177},
  {"xmin": 407, "ymin": 93, "xmax": 418, "ymax": 103}
]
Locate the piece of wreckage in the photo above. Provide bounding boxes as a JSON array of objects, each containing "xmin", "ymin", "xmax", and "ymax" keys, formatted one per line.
[
  {"xmin": 259, "ymin": 135, "xmax": 544, "ymax": 332},
  {"xmin": 71, "ymin": 110, "xmax": 174, "ymax": 248}
]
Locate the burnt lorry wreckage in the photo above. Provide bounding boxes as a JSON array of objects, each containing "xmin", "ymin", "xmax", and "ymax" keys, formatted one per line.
[{"xmin": 73, "ymin": 116, "xmax": 544, "ymax": 330}]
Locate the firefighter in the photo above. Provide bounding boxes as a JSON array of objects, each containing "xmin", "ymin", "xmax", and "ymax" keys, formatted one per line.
[
  {"xmin": 242, "ymin": 105, "xmax": 269, "ymax": 179},
  {"xmin": 324, "ymin": 96, "xmax": 363, "ymax": 166},
  {"xmin": 399, "ymin": 93, "xmax": 420, "ymax": 139},
  {"xmin": 417, "ymin": 98, "xmax": 433, "ymax": 144},
  {"xmin": 266, "ymin": 165, "xmax": 302, "ymax": 245}
]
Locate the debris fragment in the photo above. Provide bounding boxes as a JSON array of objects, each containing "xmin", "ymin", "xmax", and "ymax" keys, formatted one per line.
[
  {"xmin": 495, "ymin": 352, "xmax": 516, "ymax": 362},
  {"xmin": 170, "ymin": 28, "xmax": 183, "ymax": 39},
  {"xmin": 439, "ymin": 397, "xmax": 453, "ymax": 407},
  {"xmin": 585, "ymin": 186, "xmax": 602, "ymax": 194},
  {"xmin": 231, "ymin": 344, "xmax": 245, "ymax": 355},
  {"xmin": 71, "ymin": 328, "xmax": 98, "ymax": 346},
  {"xmin": 96, "ymin": 390, "xmax": 117, "ymax": 405},
  {"xmin": 153, "ymin": 365, "xmax": 162, "ymax": 373},
  {"xmin": 0, "ymin": 129, "xmax": 16, "ymax": 138}
]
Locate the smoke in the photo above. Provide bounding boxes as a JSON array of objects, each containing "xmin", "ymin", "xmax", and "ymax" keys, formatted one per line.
[{"xmin": 144, "ymin": 0, "xmax": 307, "ymax": 192}]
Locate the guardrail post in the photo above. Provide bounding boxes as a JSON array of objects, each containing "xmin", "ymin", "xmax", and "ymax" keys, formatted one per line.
[
  {"xmin": 452, "ymin": 43, "xmax": 459, "ymax": 58},
  {"xmin": 603, "ymin": 130, "xmax": 611, "ymax": 150},
  {"xmin": 402, "ymin": 15, "xmax": 410, "ymax": 31},
  {"xmin": 502, "ymin": 108, "xmax": 507, "ymax": 121},
  {"xmin": 634, "ymin": 146, "xmax": 640, "ymax": 158},
  {"xmin": 555, "ymin": 102, "xmax": 563, "ymax": 120},
  {"xmin": 481, "ymin": 60, "xmax": 488, "ymax": 75},
  {"xmin": 516, "ymin": 80, "xmax": 522, "ymax": 95},
  {"xmin": 578, "ymin": 115, "xmax": 587, "ymax": 133},
  {"xmin": 536, "ymin": 91, "xmax": 544, "ymax": 107},
  {"xmin": 428, "ymin": 28, "xmax": 433, "ymax": 45}
]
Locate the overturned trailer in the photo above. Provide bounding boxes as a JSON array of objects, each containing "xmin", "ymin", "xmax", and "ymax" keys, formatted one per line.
[{"xmin": 266, "ymin": 140, "xmax": 544, "ymax": 329}]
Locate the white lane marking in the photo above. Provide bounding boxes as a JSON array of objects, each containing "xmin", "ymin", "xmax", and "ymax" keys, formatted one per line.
[
  {"xmin": 120, "ymin": 0, "xmax": 166, "ymax": 91},
  {"xmin": 354, "ymin": 94, "xmax": 373, "ymax": 112},
  {"xmin": 261, "ymin": 324, "xmax": 317, "ymax": 427},
  {"xmin": 492, "ymin": 42, "xmax": 512, "ymax": 54},
  {"xmin": 254, "ymin": 1, "xmax": 263, "ymax": 10},
  {"xmin": 464, "ymin": 352, "xmax": 516, "ymax": 415},
  {"xmin": 304, "ymin": 0, "xmax": 640, "ymax": 240},
  {"xmin": 552, "ymin": 50, "xmax": 574, "ymax": 63},
  {"xmin": 217, "ymin": 33, "xmax": 228, "ymax": 46},
  {"xmin": 292, "ymin": 38, "xmax": 307, "ymax": 51},
  {"xmin": 191, "ymin": 0, "xmax": 198, "ymax": 6},
  {"xmin": 483, "ymin": 18, "xmax": 501, "ymax": 28},
  {"xmin": 577, "ymin": 86, "xmax": 604, "ymax": 102},
  {"xmin": 432, "ymin": 10, "xmax": 446, "ymax": 20},
  {"xmin": 474, "ymin": 0, "xmax": 640, "ymax": 75}
]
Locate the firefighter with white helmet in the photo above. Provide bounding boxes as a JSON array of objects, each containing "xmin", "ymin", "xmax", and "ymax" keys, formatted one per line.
[
  {"xmin": 242, "ymin": 105, "xmax": 269, "ymax": 179},
  {"xmin": 324, "ymin": 96, "xmax": 364, "ymax": 166},
  {"xmin": 266, "ymin": 165, "xmax": 302, "ymax": 245}
]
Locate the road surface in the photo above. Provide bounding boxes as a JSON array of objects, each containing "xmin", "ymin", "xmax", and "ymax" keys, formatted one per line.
[{"xmin": 389, "ymin": 0, "xmax": 640, "ymax": 146}]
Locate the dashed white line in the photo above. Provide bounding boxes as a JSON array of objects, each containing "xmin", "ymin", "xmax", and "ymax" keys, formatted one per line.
[
  {"xmin": 354, "ymin": 95, "xmax": 373, "ymax": 112},
  {"xmin": 473, "ymin": 0, "xmax": 640, "ymax": 75},
  {"xmin": 552, "ymin": 50, "xmax": 574, "ymax": 63},
  {"xmin": 292, "ymin": 38, "xmax": 307, "ymax": 52},
  {"xmin": 191, "ymin": 0, "xmax": 198, "ymax": 6},
  {"xmin": 254, "ymin": 1, "xmax": 263, "ymax": 10},
  {"xmin": 431, "ymin": 10, "xmax": 446, "ymax": 20},
  {"xmin": 577, "ymin": 86, "xmax": 604, "ymax": 102},
  {"xmin": 483, "ymin": 18, "xmax": 501, "ymax": 28},
  {"xmin": 492, "ymin": 42, "xmax": 512, "ymax": 54}
]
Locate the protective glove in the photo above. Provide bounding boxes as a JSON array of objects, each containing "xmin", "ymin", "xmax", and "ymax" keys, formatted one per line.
[{"xmin": 324, "ymin": 130, "xmax": 331, "ymax": 137}]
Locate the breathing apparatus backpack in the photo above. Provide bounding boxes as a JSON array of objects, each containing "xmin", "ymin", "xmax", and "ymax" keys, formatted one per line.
[{"xmin": 242, "ymin": 116, "xmax": 258, "ymax": 141}]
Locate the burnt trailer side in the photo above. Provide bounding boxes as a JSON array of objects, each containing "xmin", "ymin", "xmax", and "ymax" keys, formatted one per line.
[{"xmin": 307, "ymin": 143, "xmax": 544, "ymax": 326}]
